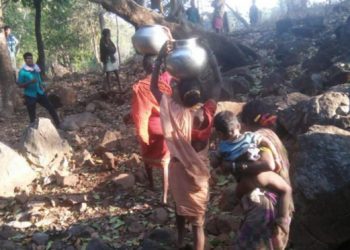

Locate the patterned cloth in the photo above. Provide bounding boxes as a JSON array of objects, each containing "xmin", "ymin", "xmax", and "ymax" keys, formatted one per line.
[
  {"xmin": 6, "ymin": 34, "xmax": 18, "ymax": 55},
  {"xmin": 233, "ymin": 189, "xmax": 284, "ymax": 249},
  {"xmin": 233, "ymin": 128, "xmax": 293, "ymax": 250},
  {"xmin": 218, "ymin": 132, "xmax": 261, "ymax": 162},
  {"xmin": 6, "ymin": 34, "xmax": 19, "ymax": 70}
]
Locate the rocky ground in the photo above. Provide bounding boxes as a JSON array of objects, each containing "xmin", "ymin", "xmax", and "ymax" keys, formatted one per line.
[
  {"xmin": 0, "ymin": 61, "xmax": 241, "ymax": 250},
  {"xmin": 1, "ymin": 2, "xmax": 350, "ymax": 250}
]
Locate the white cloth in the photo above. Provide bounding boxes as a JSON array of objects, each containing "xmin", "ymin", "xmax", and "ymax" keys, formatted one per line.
[
  {"xmin": 21, "ymin": 63, "xmax": 41, "ymax": 72},
  {"xmin": 103, "ymin": 56, "xmax": 119, "ymax": 72}
]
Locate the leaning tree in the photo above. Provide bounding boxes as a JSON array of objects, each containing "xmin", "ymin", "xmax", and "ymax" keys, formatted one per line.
[
  {"xmin": 89, "ymin": 0, "xmax": 258, "ymax": 71},
  {"xmin": 0, "ymin": 1, "xmax": 15, "ymax": 115}
]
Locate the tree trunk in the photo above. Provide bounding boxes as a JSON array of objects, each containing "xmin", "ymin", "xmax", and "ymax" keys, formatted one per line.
[
  {"xmin": 115, "ymin": 16, "xmax": 122, "ymax": 64},
  {"xmin": 0, "ymin": 2, "xmax": 14, "ymax": 115},
  {"xmin": 89, "ymin": 19, "xmax": 100, "ymax": 63},
  {"xmin": 98, "ymin": 5, "xmax": 106, "ymax": 31},
  {"xmin": 34, "ymin": 0, "xmax": 46, "ymax": 76},
  {"xmin": 89, "ymin": 0, "xmax": 258, "ymax": 70}
]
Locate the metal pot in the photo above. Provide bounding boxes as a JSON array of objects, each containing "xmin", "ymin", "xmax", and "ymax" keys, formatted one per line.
[
  {"xmin": 132, "ymin": 25, "xmax": 170, "ymax": 55},
  {"xmin": 165, "ymin": 38, "xmax": 208, "ymax": 79}
]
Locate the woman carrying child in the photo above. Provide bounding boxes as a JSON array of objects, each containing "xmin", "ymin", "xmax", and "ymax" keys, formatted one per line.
[{"xmin": 213, "ymin": 105, "xmax": 293, "ymax": 250}]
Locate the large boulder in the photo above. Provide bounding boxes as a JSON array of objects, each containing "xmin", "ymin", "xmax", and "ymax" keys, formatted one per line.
[
  {"xmin": 292, "ymin": 125, "xmax": 350, "ymax": 249},
  {"xmin": 292, "ymin": 73, "xmax": 324, "ymax": 96},
  {"xmin": 20, "ymin": 118, "xmax": 72, "ymax": 176},
  {"xmin": 0, "ymin": 142, "xmax": 36, "ymax": 197},
  {"xmin": 279, "ymin": 91, "xmax": 350, "ymax": 136}
]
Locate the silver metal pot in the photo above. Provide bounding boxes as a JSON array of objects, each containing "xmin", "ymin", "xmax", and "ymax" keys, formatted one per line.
[
  {"xmin": 132, "ymin": 25, "xmax": 170, "ymax": 55},
  {"xmin": 165, "ymin": 38, "xmax": 208, "ymax": 79}
]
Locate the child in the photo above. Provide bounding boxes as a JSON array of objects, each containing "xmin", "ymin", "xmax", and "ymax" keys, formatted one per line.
[{"xmin": 212, "ymin": 110, "xmax": 292, "ymax": 234}]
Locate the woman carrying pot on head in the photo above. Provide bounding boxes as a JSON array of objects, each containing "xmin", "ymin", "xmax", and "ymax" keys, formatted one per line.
[
  {"xmin": 150, "ymin": 40, "xmax": 221, "ymax": 250},
  {"xmin": 100, "ymin": 28, "xmax": 122, "ymax": 92},
  {"xmin": 131, "ymin": 54, "xmax": 173, "ymax": 204}
]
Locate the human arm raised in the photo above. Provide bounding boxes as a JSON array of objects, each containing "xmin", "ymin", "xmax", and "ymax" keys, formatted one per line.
[{"xmin": 150, "ymin": 40, "xmax": 173, "ymax": 103}]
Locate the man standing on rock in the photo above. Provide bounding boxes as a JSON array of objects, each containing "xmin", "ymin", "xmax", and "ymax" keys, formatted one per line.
[{"xmin": 17, "ymin": 52, "xmax": 60, "ymax": 128}]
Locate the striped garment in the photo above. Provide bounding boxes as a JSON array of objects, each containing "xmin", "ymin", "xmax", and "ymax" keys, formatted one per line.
[{"xmin": 218, "ymin": 132, "xmax": 261, "ymax": 162}]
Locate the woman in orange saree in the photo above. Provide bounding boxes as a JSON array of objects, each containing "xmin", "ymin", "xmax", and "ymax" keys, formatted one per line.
[{"xmin": 132, "ymin": 55, "xmax": 172, "ymax": 204}]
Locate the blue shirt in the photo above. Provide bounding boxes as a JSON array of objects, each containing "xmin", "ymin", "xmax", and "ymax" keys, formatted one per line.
[
  {"xmin": 17, "ymin": 66, "xmax": 45, "ymax": 98},
  {"xmin": 218, "ymin": 132, "xmax": 260, "ymax": 161},
  {"xmin": 6, "ymin": 34, "xmax": 18, "ymax": 55}
]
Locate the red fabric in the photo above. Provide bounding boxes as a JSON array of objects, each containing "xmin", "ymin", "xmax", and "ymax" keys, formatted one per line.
[
  {"xmin": 131, "ymin": 74, "xmax": 172, "ymax": 145},
  {"xmin": 191, "ymin": 99, "xmax": 217, "ymax": 141},
  {"xmin": 131, "ymin": 73, "xmax": 172, "ymax": 167},
  {"xmin": 258, "ymin": 113, "xmax": 277, "ymax": 127},
  {"xmin": 140, "ymin": 115, "xmax": 169, "ymax": 166}
]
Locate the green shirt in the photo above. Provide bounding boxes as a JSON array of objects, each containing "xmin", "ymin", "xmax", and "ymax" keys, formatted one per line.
[{"xmin": 17, "ymin": 66, "xmax": 45, "ymax": 97}]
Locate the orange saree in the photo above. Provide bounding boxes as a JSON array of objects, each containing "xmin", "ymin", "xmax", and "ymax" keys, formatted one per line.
[{"xmin": 160, "ymin": 94, "xmax": 213, "ymax": 224}]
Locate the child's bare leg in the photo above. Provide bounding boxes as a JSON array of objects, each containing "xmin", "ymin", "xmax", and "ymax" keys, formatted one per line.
[{"xmin": 254, "ymin": 172, "xmax": 292, "ymax": 229}]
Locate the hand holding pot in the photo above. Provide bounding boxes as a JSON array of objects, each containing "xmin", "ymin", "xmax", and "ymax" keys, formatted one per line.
[{"xmin": 157, "ymin": 40, "xmax": 174, "ymax": 62}]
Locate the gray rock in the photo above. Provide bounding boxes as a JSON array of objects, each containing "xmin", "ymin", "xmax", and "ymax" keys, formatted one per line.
[
  {"xmin": 279, "ymin": 91, "xmax": 350, "ymax": 136},
  {"xmin": 218, "ymin": 184, "xmax": 238, "ymax": 212},
  {"xmin": 67, "ymin": 224, "xmax": 94, "ymax": 238},
  {"xmin": 86, "ymin": 238, "xmax": 113, "ymax": 250},
  {"xmin": 61, "ymin": 112, "xmax": 100, "ymax": 131},
  {"xmin": 32, "ymin": 232, "xmax": 49, "ymax": 245},
  {"xmin": 0, "ymin": 226, "xmax": 17, "ymax": 240},
  {"xmin": 128, "ymin": 221, "xmax": 145, "ymax": 234},
  {"xmin": 292, "ymin": 125, "xmax": 350, "ymax": 249},
  {"xmin": 0, "ymin": 142, "xmax": 36, "ymax": 197},
  {"xmin": 86, "ymin": 103, "xmax": 96, "ymax": 112},
  {"xmin": 20, "ymin": 118, "xmax": 72, "ymax": 176},
  {"xmin": 112, "ymin": 173, "xmax": 135, "ymax": 189},
  {"xmin": 329, "ymin": 83, "xmax": 350, "ymax": 96},
  {"xmin": 142, "ymin": 228, "xmax": 176, "ymax": 250},
  {"xmin": 149, "ymin": 208, "xmax": 168, "ymax": 224},
  {"xmin": 0, "ymin": 240, "xmax": 25, "ymax": 250},
  {"xmin": 206, "ymin": 214, "xmax": 239, "ymax": 236}
]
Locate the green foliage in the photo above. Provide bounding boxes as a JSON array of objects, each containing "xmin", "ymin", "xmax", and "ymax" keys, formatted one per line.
[{"xmin": 3, "ymin": 0, "xmax": 100, "ymax": 72}]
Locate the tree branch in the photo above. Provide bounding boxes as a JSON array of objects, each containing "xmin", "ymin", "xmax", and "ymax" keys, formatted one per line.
[{"xmin": 89, "ymin": 0, "xmax": 258, "ymax": 69}]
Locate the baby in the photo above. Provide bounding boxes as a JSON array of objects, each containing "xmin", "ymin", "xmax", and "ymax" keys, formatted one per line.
[{"xmin": 212, "ymin": 110, "xmax": 292, "ymax": 234}]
